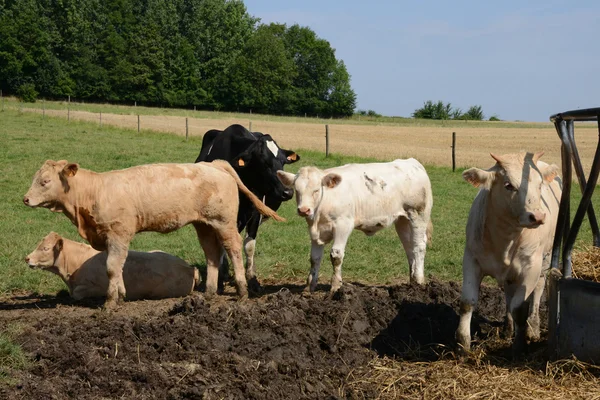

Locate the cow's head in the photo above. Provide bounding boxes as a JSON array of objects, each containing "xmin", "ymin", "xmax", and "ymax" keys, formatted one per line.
[
  {"xmin": 232, "ymin": 135, "xmax": 300, "ymax": 203},
  {"xmin": 277, "ymin": 166, "xmax": 341, "ymax": 219},
  {"xmin": 23, "ymin": 160, "xmax": 79, "ymax": 209},
  {"xmin": 25, "ymin": 232, "xmax": 63, "ymax": 269},
  {"xmin": 463, "ymin": 152, "xmax": 559, "ymax": 228}
]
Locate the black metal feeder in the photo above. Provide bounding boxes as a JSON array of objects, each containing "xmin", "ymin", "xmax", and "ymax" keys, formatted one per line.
[{"xmin": 548, "ymin": 107, "xmax": 600, "ymax": 362}]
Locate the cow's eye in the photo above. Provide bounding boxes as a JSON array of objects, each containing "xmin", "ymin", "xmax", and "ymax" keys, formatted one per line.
[
  {"xmin": 43, "ymin": 247, "xmax": 50, "ymax": 251},
  {"xmin": 41, "ymin": 179, "xmax": 50, "ymax": 187},
  {"xmin": 504, "ymin": 182, "xmax": 516, "ymax": 191}
]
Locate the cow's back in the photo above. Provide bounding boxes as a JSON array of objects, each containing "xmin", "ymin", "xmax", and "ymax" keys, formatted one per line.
[
  {"xmin": 96, "ymin": 163, "xmax": 238, "ymax": 231},
  {"xmin": 196, "ymin": 125, "xmax": 256, "ymax": 163},
  {"xmin": 322, "ymin": 159, "xmax": 432, "ymax": 217}
]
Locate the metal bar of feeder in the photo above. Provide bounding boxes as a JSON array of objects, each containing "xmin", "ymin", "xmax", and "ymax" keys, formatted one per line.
[
  {"xmin": 561, "ymin": 113, "xmax": 600, "ymax": 278},
  {"xmin": 566, "ymin": 120, "xmax": 600, "ymax": 246},
  {"xmin": 551, "ymin": 119, "xmax": 572, "ymax": 273}
]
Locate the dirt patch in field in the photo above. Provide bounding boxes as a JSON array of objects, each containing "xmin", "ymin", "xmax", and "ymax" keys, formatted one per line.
[{"xmin": 2, "ymin": 279, "xmax": 598, "ymax": 399}]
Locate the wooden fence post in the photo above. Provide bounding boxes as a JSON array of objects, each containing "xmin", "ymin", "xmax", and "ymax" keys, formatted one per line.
[
  {"xmin": 186, "ymin": 117, "xmax": 189, "ymax": 141},
  {"xmin": 194, "ymin": 105, "xmax": 196, "ymax": 112},
  {"xmin": 451, "ymin": 132, "xmax": 456, "ymax": 172},
  {"xmin": 326, "ymin": 125, "xmax": 330, "ymax": 157},
  {"xmin": 249, "ymin": 121, "xmax": 252, "ymax": 131},
  {"xmin": 137, "ymin": 114, "xmax": 140, "ymax": 133}
]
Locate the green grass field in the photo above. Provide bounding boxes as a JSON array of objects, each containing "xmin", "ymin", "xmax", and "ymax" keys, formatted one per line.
[{"xmin": 0, "ymin": 109, "xmax": 597, "ymax": 295}]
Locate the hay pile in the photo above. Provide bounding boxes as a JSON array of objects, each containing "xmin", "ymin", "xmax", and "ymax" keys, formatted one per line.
[
  {"xmin": 348, "ymin": 349, "xmax": 600, "ymax": 399},
  {"xmin": 572, "ymin": 246, "xmax": 600, "ymax": 282}
]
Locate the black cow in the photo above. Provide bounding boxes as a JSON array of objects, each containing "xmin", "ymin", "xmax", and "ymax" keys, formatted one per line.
[{"xmin": 195, "ymin": 124, "xmax": 300, "ymax": 293}]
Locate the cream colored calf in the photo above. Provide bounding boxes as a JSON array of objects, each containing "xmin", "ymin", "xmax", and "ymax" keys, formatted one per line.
[{"xmin": 26, "ymin": 232, "xmax": 198, "ymax": 300}]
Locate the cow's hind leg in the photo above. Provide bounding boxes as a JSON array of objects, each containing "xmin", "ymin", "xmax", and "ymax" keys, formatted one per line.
[
  {"xmin": 105, "ymin": 240, "xmax": 129, "ymax": 309},
  {"xmin": 194, "ymin": 223, "xmax": 222, "ymax": 297},
  {"xmin": 217, "ymin": 249, "xmax": 229, "ymax": 294},
  {"xmin": 216, "ymin": 224, "xmax": 248, "ymax": 299},
  {"xmin": 395, "ymin": 213, "xmax": 428, "ymax": 284},
  {"xmin": 329, "ymin": 221, "xmax": 353, "ymax": 293},
  {"xmin": 244, "ymin": 211, "xmax": 262, "ymax": 294},
  {"xmin": 456, "ymin": 250, "xmax": 482, "ymax": 353}
]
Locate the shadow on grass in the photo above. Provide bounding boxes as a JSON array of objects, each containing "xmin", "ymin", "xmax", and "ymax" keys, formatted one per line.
[{"xmin": 0, "ymin": 290, "xmax": 104, "ymax": 310}]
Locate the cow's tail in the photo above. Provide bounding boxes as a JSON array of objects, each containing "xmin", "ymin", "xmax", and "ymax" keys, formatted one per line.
[
  {"xmin": 426, "ymin": 220, "xmax": 433, "ymax": 246},
  {"xmin": 211, "ymin": 160, "xmax": 286, "ymax": 222}
]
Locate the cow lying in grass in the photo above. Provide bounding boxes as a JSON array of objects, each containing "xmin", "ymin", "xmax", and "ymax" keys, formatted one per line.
[
  {"xmin": 23, "ymin": 160, "xmax": 284, "ymax": 308},
  {"xmin": 26, "ymin": 232, "xmax": 198, "ymax": 301},
  {"xmin": 456, "ymin": 152, "xmax": 561, "ymax": 354},
  {"xmin": 277, "ymin": 159, "xmax": 433, "ymax": 292}
]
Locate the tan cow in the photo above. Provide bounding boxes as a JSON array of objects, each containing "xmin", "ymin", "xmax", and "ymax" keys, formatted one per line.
[
  {"xmin": 456, "ymin": 152, "xmax": 561, "ymax": 354},
  {"xmin": 23, "ymin": 160, "xmax": 283, "ymax": 308},
  {"xmin": 26, "ymin": 232, "xmax": 198, "ymax": 300}
]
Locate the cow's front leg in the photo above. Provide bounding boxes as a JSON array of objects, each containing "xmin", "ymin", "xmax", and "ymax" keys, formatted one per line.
[
  {"xmin": 307, "ymin": 241, "xmax": 324, "ymax": 293},
  {"xmin": 244, "ymin": 212, "xmax": 262, "ymax": 294},
  {"xmin": 456, "ymin": 250, "xmax": 481, "ymax": 353},
  {"xmin": 105, "ymin": 240, "xmax": 129, "ymax": 309},
  {"xmin": 329, "ymin": 222, "xmax": 353, "ymax": 293}
]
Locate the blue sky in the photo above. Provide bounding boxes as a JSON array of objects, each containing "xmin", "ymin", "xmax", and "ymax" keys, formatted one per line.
[{"xmin": 244, "ymin": 0, "xmax": 600, "ymax": 122}]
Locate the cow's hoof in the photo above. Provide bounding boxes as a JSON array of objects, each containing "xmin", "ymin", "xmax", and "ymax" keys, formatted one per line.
[
  {"xmin": 247, "ymin": 277, "xmax": 262, "ymax": 295},
  {"xmin": 204, "ymin": 287, "xmax": 218, "ymax": 300},
  {"xmin": 329, "ymin": 285, "xmax": 342, "ymax": 294},
  {"xmin": 455, "ymin": 332, "xmax": 471, "ymax": 355},
  {"xmin": 102, "ymin": 300, "xmax": 119, "ymax": 312},
  {"xmin": 526, "ymin": 317, "xmax": 540, "ymax": 342},
  {"xmin": 235, "ymin": 283, "xmax": 248, "ymax": 300}
]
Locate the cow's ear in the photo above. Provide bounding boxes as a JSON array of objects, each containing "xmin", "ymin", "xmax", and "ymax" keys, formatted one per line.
[
  {"xmin": 462, "ymin": 168, "xmax": 493, "ymax": 188},
  {"xmin": 541, "ymin": 164, "xmax": 559, "ymax": 183},
  {"xmin": 322, "ymin": 173, "xmax": 342, "ymax": 189},
  {"xmin": 283, "ymin": 150, "xmax": 300, "ymax": 164},
  {"xmin": 277, "ymin": 171, "xmax": 296, "ymax": 188},
  {"xmin": 55, "ymin": 238, "xmax": 63, "ymax": 252},
  {"xmin": 61, "ymin": 163, "xmax": 79, "ymax": 177}
]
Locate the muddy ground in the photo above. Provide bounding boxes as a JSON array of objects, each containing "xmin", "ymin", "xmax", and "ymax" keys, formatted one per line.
[{"xmin": 1, "ymin": 278, "xmax": 590, "ymax": 400}]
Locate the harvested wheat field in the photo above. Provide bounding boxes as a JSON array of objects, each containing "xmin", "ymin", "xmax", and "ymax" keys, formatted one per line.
[
  {"xmin": 23, "ymin": 107, "xmax": 599, "ymax": 170},
  {"xmin": 2, "ymin": 279, "xmax": 600, "ymax": 399}
]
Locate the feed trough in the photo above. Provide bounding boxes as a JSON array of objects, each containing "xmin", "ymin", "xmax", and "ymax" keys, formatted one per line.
[{"xmin": 548, "ymin": 107, "xmax": 600, "ymax": 362}]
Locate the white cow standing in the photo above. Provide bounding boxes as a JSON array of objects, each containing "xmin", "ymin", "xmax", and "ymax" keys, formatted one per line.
[
  {"xmin": 277, "ymin": 159, "xmax": 433, "ymax": 292},
  {"xmin": 456, "ymin": 152, "xmax": 562, "ymax": 354}
]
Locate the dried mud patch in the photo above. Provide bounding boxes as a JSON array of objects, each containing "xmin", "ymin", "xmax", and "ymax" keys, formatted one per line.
[{"xmin": 0, "ymin": 279, "xmax": 557, "ymax": 399}]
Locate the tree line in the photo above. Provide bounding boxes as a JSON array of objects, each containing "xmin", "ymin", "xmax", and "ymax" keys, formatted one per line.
[
  {"xmin": 413, "ymin": 101, "xmax": 498, "ymax": 121},
  {"xmin": 0, "ymin": 0, "xmax": 357, "ymax": 117}
]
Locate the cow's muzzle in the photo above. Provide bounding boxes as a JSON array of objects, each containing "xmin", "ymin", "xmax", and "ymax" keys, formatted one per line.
[
  {"xmin": 297, "ymin": 206, "xmax": 312, "ymax": 217},
  {"xmin": 23, "ymin": 196, "xmax": 30, "ymax": 206}
]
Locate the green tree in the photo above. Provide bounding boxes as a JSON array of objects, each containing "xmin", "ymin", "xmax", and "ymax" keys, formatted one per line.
[
  {"xmin": 227, "ymin": 23, "xmax": 296, "ymax": 114},
  {"xmin": 464, "ymin": 105, "xmax": 484, "ymax": 120}
]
